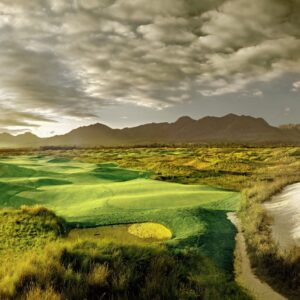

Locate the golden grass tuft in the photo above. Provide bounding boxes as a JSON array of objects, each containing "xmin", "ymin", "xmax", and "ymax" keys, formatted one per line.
[
  {"xmin": 128, "ymin": 223, "xmax": 172, "ymax": 240},
  {"xmin": 20, "ymin": 205, "xmax": 54, "ymax": 216},
  {"xmin": 25, "ymin": 286, "xmax": 62, "ymax": 300},
  {"xmin": 87, "ymin": 264, "xmax": 110, "ymax": 286}
]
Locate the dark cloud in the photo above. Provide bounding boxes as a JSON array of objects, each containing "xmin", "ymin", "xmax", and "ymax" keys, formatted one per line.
[{"xmin": 0, "ymin": 0, "xmax": 299, "ymax": 132}]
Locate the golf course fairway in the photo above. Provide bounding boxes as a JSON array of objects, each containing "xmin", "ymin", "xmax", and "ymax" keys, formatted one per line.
[{"xmin": 0, "ymin": 156, "xmax": 239, "ymax": 270}]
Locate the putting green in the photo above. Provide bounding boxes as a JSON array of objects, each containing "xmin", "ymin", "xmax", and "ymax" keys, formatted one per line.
[{"xmin": 0, "ymin": 156, "xmax": 239, "ymax": 270}]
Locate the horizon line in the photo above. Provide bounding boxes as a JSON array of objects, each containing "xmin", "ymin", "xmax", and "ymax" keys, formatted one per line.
[{"xmin": 0, "ymin": 113, "xmax": 295, "ymax": 139}]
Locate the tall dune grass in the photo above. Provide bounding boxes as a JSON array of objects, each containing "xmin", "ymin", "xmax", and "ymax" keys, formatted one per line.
[{"xmin": 0, "ymin": 239, "xmax": 250, "ymax": 300}]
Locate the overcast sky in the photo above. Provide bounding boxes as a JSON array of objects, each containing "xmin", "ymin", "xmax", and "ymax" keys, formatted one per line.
[{"xmin": 0, "ymin": 0, "xmax": 299, "ymax": 136}]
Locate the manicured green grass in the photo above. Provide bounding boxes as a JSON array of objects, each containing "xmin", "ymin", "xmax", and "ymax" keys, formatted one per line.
[{"xmin": 0, "ymin": 156, "xmax": 238, "ymax": 271}]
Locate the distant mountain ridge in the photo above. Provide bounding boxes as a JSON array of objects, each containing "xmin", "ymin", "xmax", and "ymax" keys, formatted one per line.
[{"xmin": 1, "ymin": 114, "xmax": 300, "ymax": 148}]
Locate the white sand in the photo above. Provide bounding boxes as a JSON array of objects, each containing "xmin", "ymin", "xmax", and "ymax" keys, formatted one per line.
[
  {"xmin": 264, "ymin": 183, "xmax": 300, "ymax": 251},
  {"xmin": 228, "ymin": 213, "xmax": 286, "ymax": 300}
]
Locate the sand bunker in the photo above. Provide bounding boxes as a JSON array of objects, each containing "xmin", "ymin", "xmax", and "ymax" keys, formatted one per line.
[
  {"xmin": 264, "ymin": 183, "xmax": 300, "ymax": 251},
  {"xmin": 128, "ymin": 223, "xmax": 172, "ymax": 240}
]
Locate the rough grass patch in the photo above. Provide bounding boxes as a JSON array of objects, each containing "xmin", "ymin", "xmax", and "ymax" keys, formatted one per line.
[
  {"xmin": 25, "ymin": 286, "xmax": 62, "ymax": 300},
  {"xmin": 87, "ymin": 264, "xmax": 110, "ymax": 286},
  {"xmin": 21, "ymin": 205, "xmax": 54, "ymax": 217}
]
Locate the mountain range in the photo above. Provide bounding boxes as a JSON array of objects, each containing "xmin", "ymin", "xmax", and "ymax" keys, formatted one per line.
[{"xmin": 1, "ymin": 114, "xmax": 300, "ymax": 148}]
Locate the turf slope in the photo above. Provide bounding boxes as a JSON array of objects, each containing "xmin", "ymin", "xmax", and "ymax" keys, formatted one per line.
[{"xmin": 0, "ymin": 156, "xmax": 239, "ymax": 270}]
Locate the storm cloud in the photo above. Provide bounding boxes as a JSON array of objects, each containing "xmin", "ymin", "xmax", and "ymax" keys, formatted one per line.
[{"xmin": 0, "ymin": 0, "xmax": 299, "ymax": 133}]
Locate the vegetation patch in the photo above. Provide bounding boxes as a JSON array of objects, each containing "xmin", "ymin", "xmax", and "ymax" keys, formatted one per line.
[
  {"xmin": 0, "ymin": 155, "xmax": 238, "ymax": 271},
  {"xmin": 0, "ymin": 206, "xmax": 250, "ymax": 300},
  {"xmin": 0, "ymin": 239, "xmax": 250, "ymax": 300},
  {"xmin": 240, "ymin": 175, "xmax": 300, "ymax": 299},
  {"xmin": 1, "ymin": 146, "xmax": 299, "ymax": 299},
  {"xmin": 0, "ymin": 206, "xmax": 67, "ymax": 260}
]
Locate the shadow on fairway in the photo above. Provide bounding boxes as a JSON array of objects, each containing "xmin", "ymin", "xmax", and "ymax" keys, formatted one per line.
[
  {"xmin": 92, "ymin": 164, "xmax": 151, "ymax": 182},
  {"xmin": 171, "ymin": 208, "xmax": 236, "ymax": 272},
  {"xmin": 66, "ymin": 207, "xmax": 236, "ymax": 273},
  {"xmin": 0, "ymin": 162, "xmax": 55, "ymax": 178}
]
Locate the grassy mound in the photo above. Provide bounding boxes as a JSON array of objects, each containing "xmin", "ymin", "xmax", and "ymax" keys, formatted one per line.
[
  {"xmin": 128, "ymin": 223, "xmax": 172, "ymax": 240},
  {"xmin": 0, "ymin": 206, "xmax": 67, "ymax": 259}
]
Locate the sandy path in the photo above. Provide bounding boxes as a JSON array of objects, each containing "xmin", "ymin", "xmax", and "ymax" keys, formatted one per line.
[
  {"xmin": 264, "ymin": 183, "xmax": 300, "ymax": 251},
  {"xmin": 227, "ymin": 213, "xmax": 286, "ymax": 300}
]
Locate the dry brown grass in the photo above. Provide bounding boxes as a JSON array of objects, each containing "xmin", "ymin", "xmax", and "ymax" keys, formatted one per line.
[
  {"xmin": 25, "ymin": 286, "xmax": 62, "ymax": 300},
  {"xmin": 87, "ymin": 264, "xmax": 109, "ymax": 287},
  {"xmin": 20, "ymin": 205, "xmax": 55, "ymax": 216}
]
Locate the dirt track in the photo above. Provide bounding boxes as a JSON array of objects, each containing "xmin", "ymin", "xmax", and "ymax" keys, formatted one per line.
[{"xmin": 228, "ymin": 213, "xmax": 286, "ymax": 300}]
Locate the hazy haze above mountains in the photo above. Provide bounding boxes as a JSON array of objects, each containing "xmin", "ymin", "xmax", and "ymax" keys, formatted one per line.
[{"xmin": 0, "ymin": 0, "xmax": 299, "ymax": 136}]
